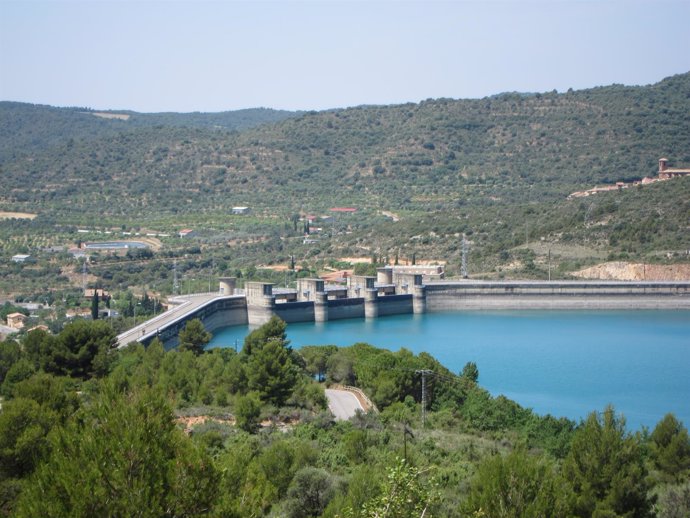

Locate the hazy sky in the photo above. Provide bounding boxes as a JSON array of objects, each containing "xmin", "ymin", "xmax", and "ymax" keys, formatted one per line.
[{"xmin": 1, "ymin": 0, "xmax": 689, "ymax": 112}]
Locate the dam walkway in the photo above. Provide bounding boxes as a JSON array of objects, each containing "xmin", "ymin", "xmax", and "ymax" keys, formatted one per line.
[{"xmin": 116, "ymin": 292, "xmax": 225, "ymax": 348}]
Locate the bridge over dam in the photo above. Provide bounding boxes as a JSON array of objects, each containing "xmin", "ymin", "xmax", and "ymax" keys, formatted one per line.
[{"xmin": 116, "ymin": 274, "xmax": 690, "ymax": 349}]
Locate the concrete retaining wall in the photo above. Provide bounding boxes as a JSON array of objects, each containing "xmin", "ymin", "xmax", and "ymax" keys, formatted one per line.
[
  {"xmin": 146, "ymin": 296, "xmax": 248, "ymax": 349},
  {"xmin": 247, "ymin": 306, "xmax": 273, "ymax": 326},
  {"xmin": 273, "ymin": 301, "xmax": 315, "ymax": 324},
  {"xmin": 202, "ymin": 305, "xmax": 249, "ymax": 333},
  {"xmin": 327, "ymin": 297, "xmax": 365, "ymax": 320},
  {"xmin": 425, "ymin": 281, "xmax": 690, "ymax": 311},
  {"xmin": 377, "ymin": 294, "xmax": 414, "ymax": 316}
]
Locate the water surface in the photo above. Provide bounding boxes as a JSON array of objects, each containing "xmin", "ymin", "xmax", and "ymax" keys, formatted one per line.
[{"xmin": 209, "ymin": 310, "xmax": 690, "ymax": 430}]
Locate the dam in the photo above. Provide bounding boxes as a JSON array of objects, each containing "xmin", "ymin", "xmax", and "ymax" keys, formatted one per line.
[{"xmin": 116, "ymin": 268, "xmax": 690, "ymax": 349}]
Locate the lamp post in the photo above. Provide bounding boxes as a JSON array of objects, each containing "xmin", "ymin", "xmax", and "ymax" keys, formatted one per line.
[{"xmin": 133, "ymin": 301, "xmax": 141, "ymax": 325}]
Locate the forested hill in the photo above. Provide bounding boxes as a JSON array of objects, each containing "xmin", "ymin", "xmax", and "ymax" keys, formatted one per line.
[
  {"xmin": 1, "ymin": 72, "xmax": 689, "ymax": 273},
  {"xmin": 1, "ymin": 72, "xmax": 688, "ymax": 217},
  {"xmin": 0, "ymin": 102, "xmax": 299, "ymax": 162}
]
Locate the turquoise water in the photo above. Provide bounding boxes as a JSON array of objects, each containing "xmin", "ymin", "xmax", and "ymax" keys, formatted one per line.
[{"xmin": 208, "ymin": 310, "xmax": 690, "ymax": 431}]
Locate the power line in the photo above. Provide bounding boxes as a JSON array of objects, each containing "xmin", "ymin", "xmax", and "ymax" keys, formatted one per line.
[{"xmin": 415, "ymin": 369, "xmax": 434, "ymax": 426}]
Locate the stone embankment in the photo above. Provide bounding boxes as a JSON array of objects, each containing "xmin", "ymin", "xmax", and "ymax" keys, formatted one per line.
[{"xmin": 573, "ymin": 262, "xmax": 690, "ymax": 281}]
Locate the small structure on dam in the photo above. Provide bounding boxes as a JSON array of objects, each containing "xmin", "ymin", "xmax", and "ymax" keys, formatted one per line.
[{"xmin": 243, "ymin": 272, "xmax": 423, "ymax": 325}]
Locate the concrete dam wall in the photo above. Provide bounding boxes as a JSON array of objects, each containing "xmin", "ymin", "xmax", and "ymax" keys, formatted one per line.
[
  {"xmin": 137, "ymin": 295, "xmax": 248, "ymax": 349},
  {"xmin": 424, "ymin": 281, "xmax": 690, "ymax": 311},
  {"xmin": 125, "ymin": 279, "xmax": 690, "ymax": 349}
]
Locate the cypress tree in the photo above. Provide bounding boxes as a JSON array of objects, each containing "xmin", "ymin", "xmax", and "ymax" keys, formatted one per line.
[{"xmin": 90, "ymin": 290, "xmax": 99, "ymax": 320}]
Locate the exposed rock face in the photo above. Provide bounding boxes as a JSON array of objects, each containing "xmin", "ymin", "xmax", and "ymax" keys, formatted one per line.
[{"xmin": 572, "ymin": 261, "xmax": 690, "ymax": 281}]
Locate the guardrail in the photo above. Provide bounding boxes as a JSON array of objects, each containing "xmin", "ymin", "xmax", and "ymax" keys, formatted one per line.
[{"xmin": 333, "ymin": 384, "xmax": 379, "ymax": 413}]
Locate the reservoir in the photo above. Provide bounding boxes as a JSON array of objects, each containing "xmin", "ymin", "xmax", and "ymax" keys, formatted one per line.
[{"xmin": 208, "ymin": 310, "xmax": 690, "ymax": 431}]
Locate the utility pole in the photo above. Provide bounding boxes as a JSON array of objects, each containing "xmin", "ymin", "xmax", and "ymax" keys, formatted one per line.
[
  {"xmin": 173, "ymin": 260, "xmax": 179, "ymax": 296},
  {"xmin": 525, "ymin": 221, "xmax": 529, "ymax": 248},
  {"xmin": 415, "ymin": 369, "xmax": 433, "ymax": 426},
  {"xmin": 402, "ymin": 425, "xmax": 414, "ymax": 462},
  {"xmin": 548, "ymin": 248, "xmax": 552, "ymax": 281},
  {"xmin": 82, "ymin": 258, "xmax": 88, "ymax": 292},
  {"xmin": 461, "ymin": 234, "xmax": 469, "ymax": 279}
]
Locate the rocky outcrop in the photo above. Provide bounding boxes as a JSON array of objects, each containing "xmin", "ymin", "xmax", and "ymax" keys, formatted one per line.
[{"xmin": 572, "ymin": 261, "xmax": 690, "ymax": 281}]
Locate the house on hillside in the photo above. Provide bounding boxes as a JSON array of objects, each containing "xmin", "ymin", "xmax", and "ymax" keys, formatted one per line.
[
  {"xmin": 178, "ymin": 229, "xmax": 196, "ymax": 238},
  {"xmin": 232, "ymin": 206, "xmax": 251, "ymax": 215},
  {"xmin": 658, "ymin": 158, "xmax": 690, "ymax": 179},
  {"xmin": 11, "ymin": 254, "xmax": 31, "ymax": 263},
  {"xmin": 6, "ymin": 312, "xmax": 27, "ymax": 330},
  {"xmin": 84, "ymin": 288, "xmax": 111, "ymax": 300}
]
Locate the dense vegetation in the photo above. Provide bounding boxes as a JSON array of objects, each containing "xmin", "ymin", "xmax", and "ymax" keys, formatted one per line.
[
  {"xmin": 0, "ymin": 102, "xmax": 298, "ymax": 163},
  {"xmin": 0, "ymin": 317, "xmax": 688, "ymax": 516}
]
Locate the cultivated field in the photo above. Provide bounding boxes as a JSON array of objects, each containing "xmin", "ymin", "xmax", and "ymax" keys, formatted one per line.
[{"xmin": 0, "ymin": 211, "xmax": 37, "ymax": 219}]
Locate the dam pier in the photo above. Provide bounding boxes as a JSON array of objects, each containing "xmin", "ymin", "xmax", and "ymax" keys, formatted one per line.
[{"xmin": 116, "ymin": 269, "xmax": 690, "ymax": 349}]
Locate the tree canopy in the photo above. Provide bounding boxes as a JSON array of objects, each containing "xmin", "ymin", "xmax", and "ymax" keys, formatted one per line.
[
  {"xmin": 177, "ymin": 318, "xmax": 212, "ymax": 355},
  {"xmin": 563, "ymin": 406, "xmax": 653, "ymax": 518},
  {"xmin": 651, "ymin": 413, "xmax": 690, "ymax": 482},
  {"xmin": 14, "ymin": 383, "xmax": 218, "ymax": 518}
]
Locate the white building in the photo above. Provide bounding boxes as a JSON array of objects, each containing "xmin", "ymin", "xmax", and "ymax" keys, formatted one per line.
[{"xmin": 178, "ymin": 229, "xmax": 196, "ymax": 238}]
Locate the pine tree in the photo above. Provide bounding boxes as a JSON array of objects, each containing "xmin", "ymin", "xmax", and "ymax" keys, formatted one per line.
[
  {"xmin": 563, "ymin": 406, "xmax": 652, "ymax": 518},
  {"xmin": 14, "ymin": 384, "xmax": 219, "ymax": 517},
  {"xmin": 650, "ymin": 413, "xmax": 690, "ymax": 482},
  {"xmin": 178, "ymin": 319, "xmax": 212, "ymax": 356},
  {"xmin": 243, "ymin": 317, "xmax": 296, "ymax": 406}
]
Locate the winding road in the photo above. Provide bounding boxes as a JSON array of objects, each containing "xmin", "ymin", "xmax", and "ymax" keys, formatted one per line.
[{"xmin": 325, "ymin": 389, "xmax": 364, "ymax": 420}]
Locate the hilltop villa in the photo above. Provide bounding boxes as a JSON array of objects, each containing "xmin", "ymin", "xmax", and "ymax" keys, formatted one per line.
[
  {"xmin": 568, "ymin": 157, "xmax": 689, "ymax": 199},
  {"xmin": 658, "ymin": 158, "xmax": 690, "ymax": 179}
]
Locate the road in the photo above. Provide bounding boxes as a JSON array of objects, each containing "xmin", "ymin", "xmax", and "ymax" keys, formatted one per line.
[{"xmin": 325, "ymin": 389, "xmax": 364, "ymax": 420}]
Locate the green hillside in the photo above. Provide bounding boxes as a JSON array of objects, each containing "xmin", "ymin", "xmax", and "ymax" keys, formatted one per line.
[
  {"xmin": 3, "ymin": 73, "xmax": 688, "ymax": 212},
  {"xmin": 0, "ymin": 101, "xmax": 299, "ymax": 163},
  {"xmin": 0, "ymin": 73, "xmax": 688, "ymax": 296}
]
